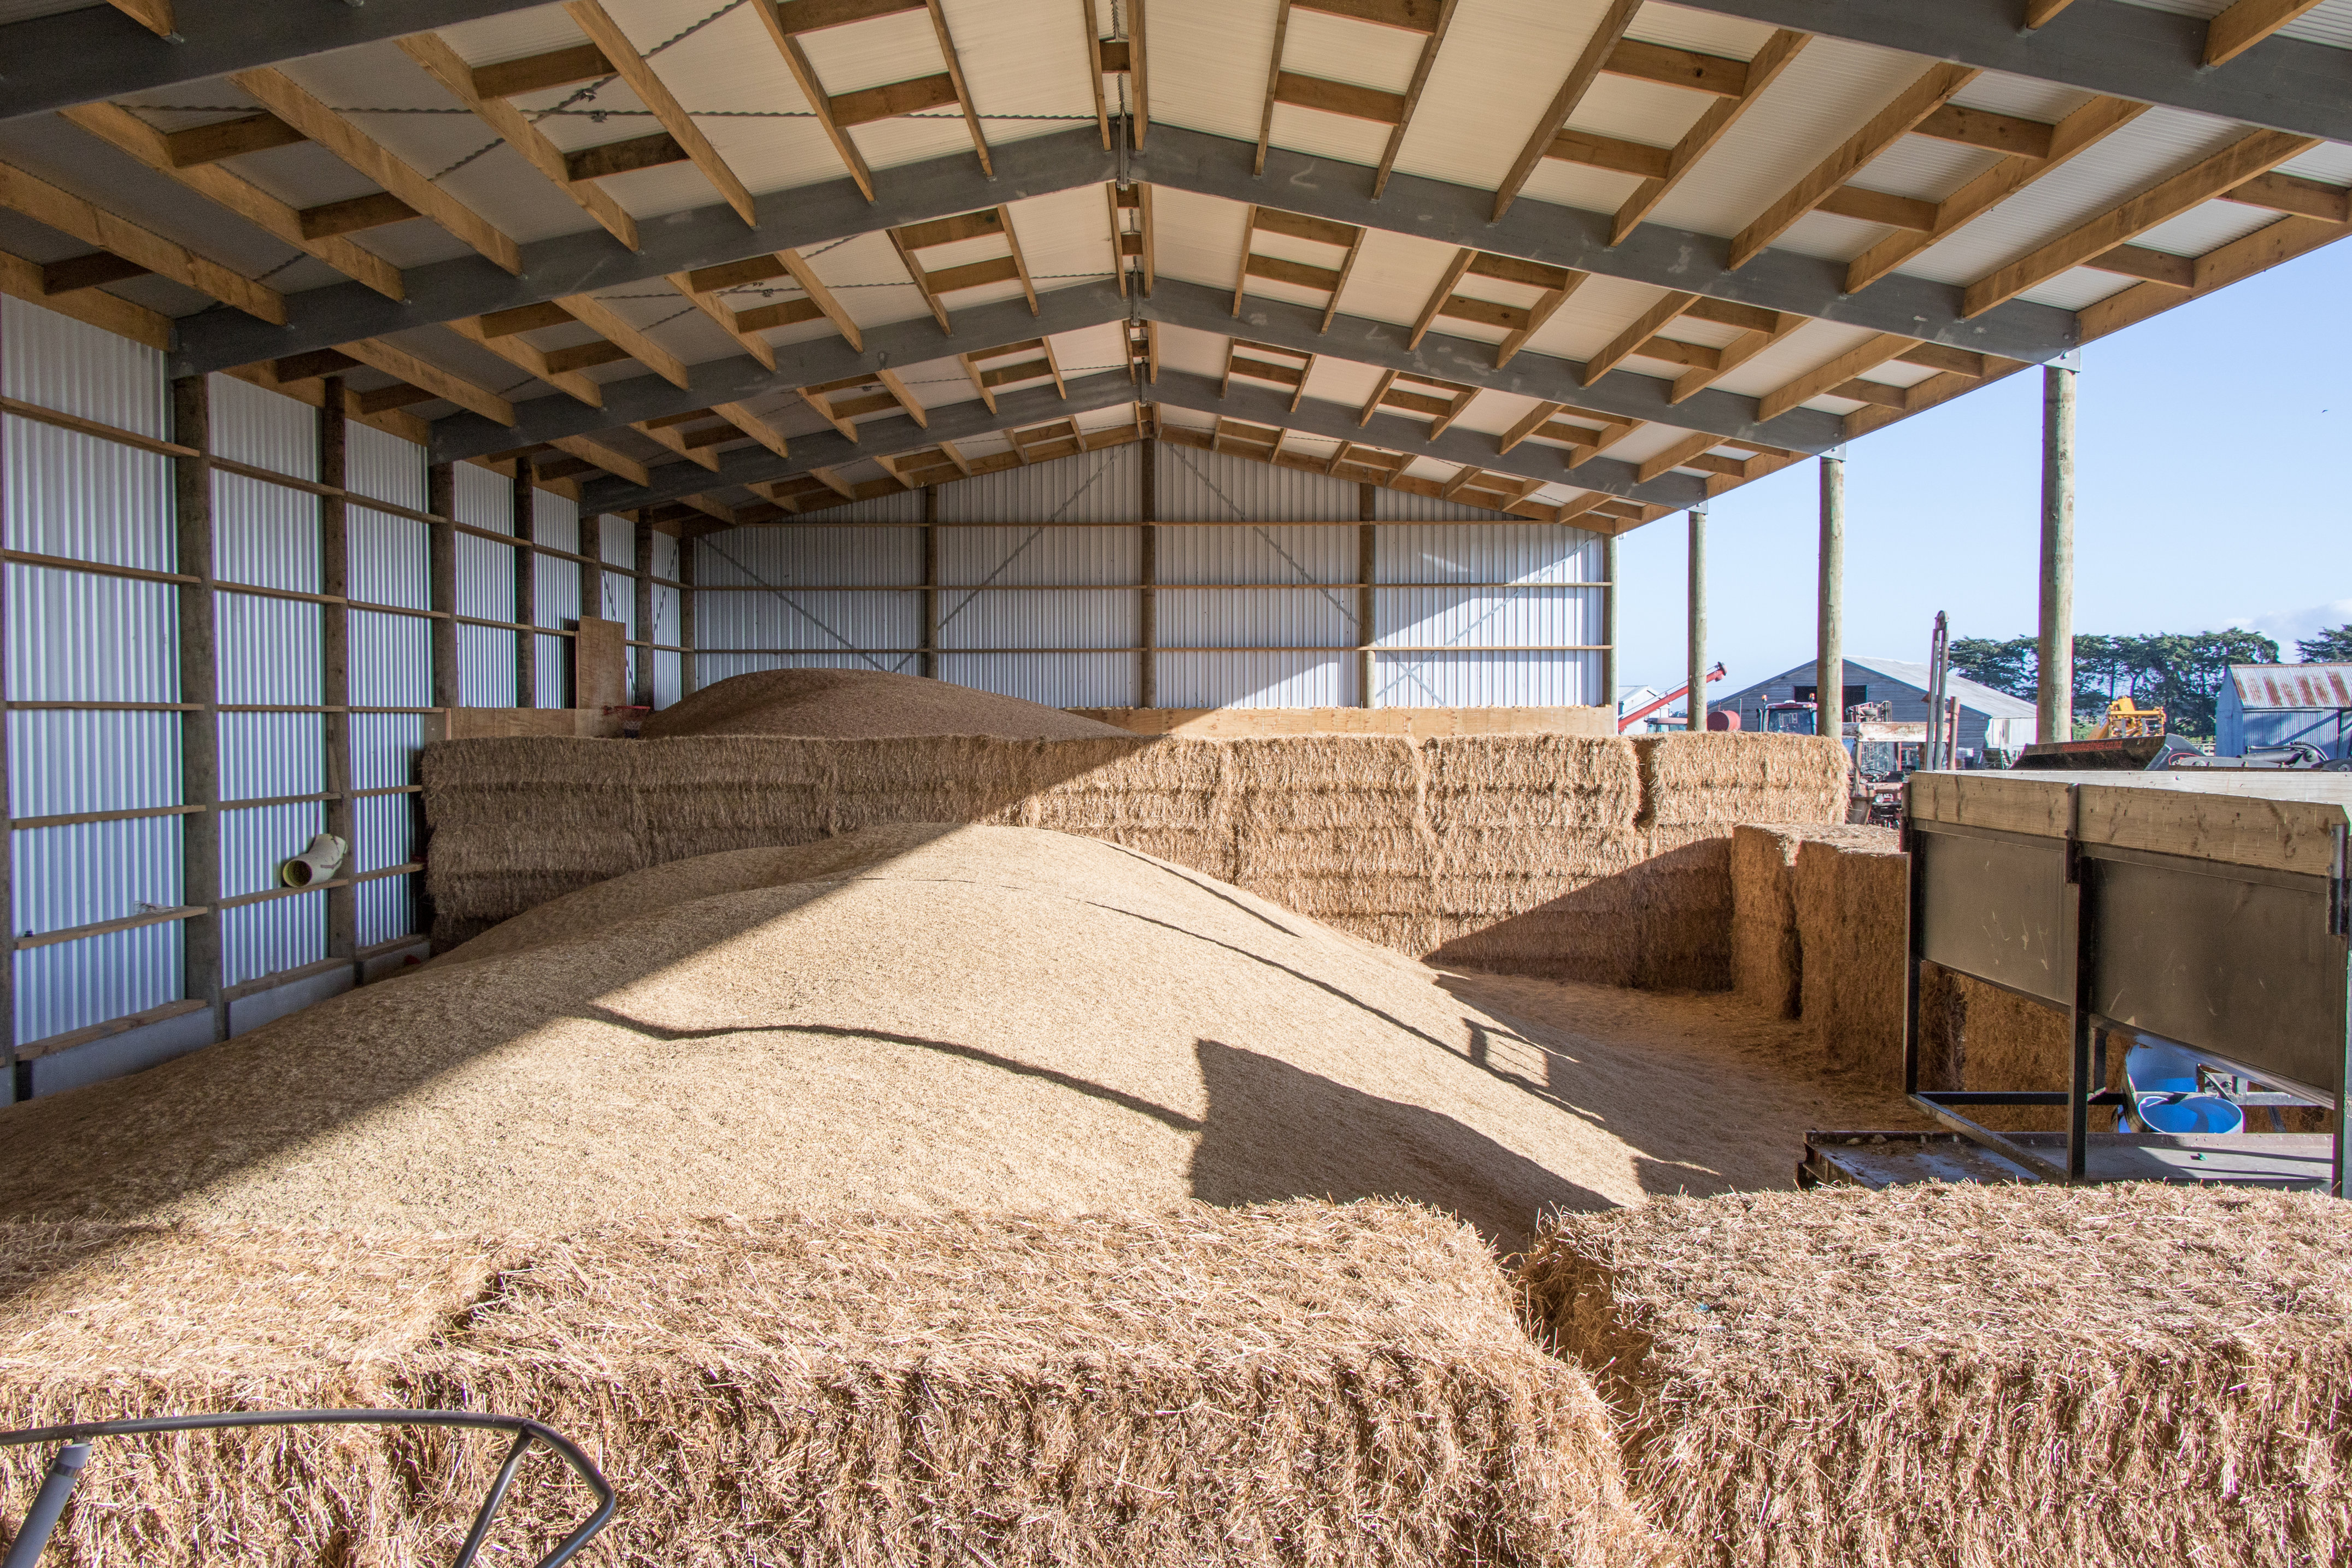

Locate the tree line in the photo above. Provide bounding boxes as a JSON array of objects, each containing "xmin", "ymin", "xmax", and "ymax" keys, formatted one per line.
[{"xmin": 1948, "ymin": 630, "xmax": 2294, "ymax": 737}]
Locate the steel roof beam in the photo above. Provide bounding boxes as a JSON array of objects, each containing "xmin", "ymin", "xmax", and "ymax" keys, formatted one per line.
[
  {"xmin": 431, "ymin": 281, "xmax": 1134, "ymax": 463},
  {"xmin": 0, "ymin": 0, "xmax": 559, "ymax": 126},
  {"xmin": 1665, "ymin": 0, "xmax": 2352, "ymax": 149},
  {"xmin": 578, "ymin": 372, "xmax": 1143, "ymax": 514},
  {"xmin": 575, "ymin": 365, "xmax": 1711, "ymax": 516},
  {"xmin": 168, "ymin": 125, "xmax": 1118, "ymax": 377},
  {"xmin": 1136, "ymin": 126, "xmax": 2079, "ymax": 363}
]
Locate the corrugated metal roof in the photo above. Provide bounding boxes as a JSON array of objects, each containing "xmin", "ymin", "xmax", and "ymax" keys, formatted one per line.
[{"xmin": 2230, "ymin": 664, "xmax": 2352, "ymax": 710}]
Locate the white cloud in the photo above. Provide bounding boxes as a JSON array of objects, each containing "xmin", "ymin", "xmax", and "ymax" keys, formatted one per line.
[{"xmin": 2228, "ymin": 599, "xmax": 2352, "ymax": 659}]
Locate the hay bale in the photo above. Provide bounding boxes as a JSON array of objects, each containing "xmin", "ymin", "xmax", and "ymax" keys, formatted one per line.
[
  {"xmin": 1729, "ymin": 825, "xmax": 1806, "ymax": 1016},
  {"xmin": 0, "ymin": 826, "xmax": 1680, "ymax": 1244},
  {"xmin": 1522, "ymin": 1183, "xmax": 2352, "ymax": 1568},
  {"xmin": 1630, "ymin": 733, "xmax": 1849, "ymax": 829},
  {"xmin": 641, "ymin": 667, "xmax": 1132, "ymax": 741},
  {"xmin": 0, "ymin": 1204, "xmax": 1666, "ymax": 1566},
  {"xmin": 419, "ymin": 738, "xmax": 643, "ymax": 947},
  {"xmin": 1793, "ymin": 828, "xmax": 1905, "ymax": 1083}
]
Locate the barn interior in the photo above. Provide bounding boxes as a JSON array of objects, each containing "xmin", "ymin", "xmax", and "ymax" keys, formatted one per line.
[{"xmin": 2, "ymin": 2, "xmax": 2350, "ymax": 1564}]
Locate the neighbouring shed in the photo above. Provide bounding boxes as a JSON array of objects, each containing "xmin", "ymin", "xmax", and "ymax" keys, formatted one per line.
[
  {"xmin": 1713, "ymin": 656, "xmax": 2037, "ymax": 762},
  {"xmin": 2218, "ymin": 663, "xmax": 2352, "ymax": 760}
]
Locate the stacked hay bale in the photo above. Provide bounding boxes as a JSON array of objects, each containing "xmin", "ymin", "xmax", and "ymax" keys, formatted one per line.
[
  {"xmin": 1521, "ymin": 1183, "xmax": 2352, "ymax": 1568},
  {"xmin": 0, "ymin": 1205, "xmax": 1664, "ymax": 1567},
  {"xmin": 1792, "ymin": 827, "xmax": 1908, "ymax": 1082}
]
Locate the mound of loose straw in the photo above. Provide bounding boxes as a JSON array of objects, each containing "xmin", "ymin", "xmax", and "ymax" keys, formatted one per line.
[
  {"xmin": 0, "ymin": 826, "xmax": 1668, "ymax": 1245},
  {"xmin": 1521, "ymin": 1182, "xmax": 2352, "ymax": 1568},
  {"xmin": 641, "ymin": 667, "xmax": 1132, "ymax": 741},
  {"xmin": 0, "ymin": 1203, "xmax": 1665, "ymax": 1567}
]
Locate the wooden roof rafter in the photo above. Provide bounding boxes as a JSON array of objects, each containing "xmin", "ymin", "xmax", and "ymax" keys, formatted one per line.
[
  {"xmin": 1405, "ymin": 248, "xmax": 1587, "ymax": 368},
  {"xmin": 959, "ymin": 337, "xmax": 1069, "ymax": 414},
  {"xmin": 1220, "ymin": 338, "xmax": 1313, "ymax": 409},
  {"xmin": 890, "ymin": 205, "xmax": 1039, "ymax": 333},
  {"xmin": 0, "ymin": 160, "xmax": 285, "ymax": 325},
  {"xmin": 751, "ymin": 0, "xmax": 993, "ymax": 202},
  {"xmin": 1357, "ymin": 368, "xmax": 1479, "ymax": 439},
  {"xmin": 800, "ymin": 368, "xmax": 928, "ymax": 442},
  {"xmin": 1249, "ymin": 0, "xmax": 1464, "ymax": 195},
  {"xmin": 1106, "ymin": 180, "xmax": 1157, "ymax": 297},
  {"xmin": 1230, "ymin": 204, "xmax": 1365, "ymax": 327}
]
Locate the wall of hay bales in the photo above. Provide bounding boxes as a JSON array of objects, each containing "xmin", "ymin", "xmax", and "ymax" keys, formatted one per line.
[{"xmin": 422, "ymin": 731, "xmax": 1849, "ymax": 987}]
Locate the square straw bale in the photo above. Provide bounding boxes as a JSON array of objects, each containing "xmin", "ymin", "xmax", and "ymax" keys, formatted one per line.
[
  {"xmin": 1522, "ymin": 1183, "xmax": 2352, "ymax": 1568},
  {"xmin": 1, "ymin": 1207, "xmax": 1669, "ymax": 1567},
  {"xmin": 1022, "ymin": 737, "xmax": 1237, "ymax": 880},
  {"xmin": 629, "ymin": 735, "xmax": 835, "ymax": 862},
  {"xmin": 1421, "ymin": 736, "xmax": 1642, "ymax": 836},
  {"xmin": 1631, "ymin": 733, "xmax": 1849, "ymax": 829},
  {"xmin": 421, "ymin": 738, "xmax": 645, "ymax": 948},
  {"xmin": 1730, "ymin": 825, "xmax": 1807, "ymax": 1017},
  {"xmin": 1793, "ymin": 830, "xmax": 1906, "ymax": 1084},
  {"xmin": 1228, "ymin": 736, "xmax": 1436, "ymax": 881}
]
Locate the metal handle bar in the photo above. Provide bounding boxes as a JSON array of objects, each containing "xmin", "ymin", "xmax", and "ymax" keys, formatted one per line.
[{"xmin": 1, "ymin": 1408, "xmax": 613, "ymax": 1568}]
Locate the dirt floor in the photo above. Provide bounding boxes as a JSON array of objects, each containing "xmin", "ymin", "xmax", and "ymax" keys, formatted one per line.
[{"xmin": 1433, "ymin": 970, "xmax": 1933, "ymax": 1201}]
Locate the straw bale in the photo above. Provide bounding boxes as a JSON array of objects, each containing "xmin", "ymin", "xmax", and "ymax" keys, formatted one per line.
[
  {"xmin": 1522, "ymin": 1182, "xmax": 2352, "ymax": 1568},
  {"xmin": 1793, "ymin": 829, "xmax": 1906, "ymax": 1083},
  {"xmin": 1421, "ymin": 736, "xmax": 1639, "ymax": 835},
  {"xmin": 1732, "ymin": 825, "xmax": 1897, "ymax": 1020},
  {"xmin": 1019, "ymin": 736, "xmax": 1237, "ymax": 880},
  {"xmin": 0, "ymin": 826, "xmax": 1688, "ymax": 1246},
  {"xmin": 419, "ymin": 738, "xmax": 643, "ymax": 946},
  {"xmin": 640, "ymin": 667, "xmax": 1132, "ymax": 741},
  {"xmin": 0, "ymin": 1204, "xmax": 1667, "ymax": 1567},
  {"xmin": 1631, "ymin": 733, "xmax": 1849, "ymax": 829}
]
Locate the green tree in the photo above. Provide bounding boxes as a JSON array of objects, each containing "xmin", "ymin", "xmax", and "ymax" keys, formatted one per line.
[
  {"xmin": 2298, "ymin": 625, "xmax": 2352, "ymax": 662},
  {"xmin": 1950, "ymin": 636, "xmax": 2036, "ymax": 701}
]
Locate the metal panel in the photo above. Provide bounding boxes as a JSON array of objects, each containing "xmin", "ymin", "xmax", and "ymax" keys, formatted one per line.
[
  {"xmin": 4, "ymin": 415, "xmax": 174, "ymax": 569},
  {"xmin": 1155, "ymin": 441, "xmax": 1360, "ymax": 521},
  {"xmin": 215, "ymin": 592, "xmax": 321, "ymax": 706},
  {"xmin": 699, "ymin": 527, "xmax": 918, "ymax": 587},
  {"xmin": 11, "ymin": 815, "xmax": 181, "ymax": 942},
  {"xmin": 1914, "ymin": 826, "xmax": 2072, "ymax": 1007},
  {"xmin": 939, "ymin": 444, "xmax": 1142, "ymax": 524},
  {"xmin": 218, "ymin": 713, "xmax": 324, "ymax": 803},
  {"xmin": 1370, "ymin": 487, "xmax": 1525, "ymax": 523},
  {"xmin": 357, "ymin": 874, "xmax": 415, "ymax": 949},
  {"xmin": 453, "ymin": 528, "xmax": 515, "ymax": 621},
  {"xmin": 6, "ymin": 709, "xmax": 179, "ymax": 818},
  {"xmin": 1375, "ymin": 649, "xmax": 1598, "ymax": 707},
  {"xmin": 935, "ymin": 652, "xmax": 1133, "ymax": 707},
  {"xmin": 701, "ymin": 590, "xmax": 916, "ymax": 663},
  {"xmin": 1156, "ymin": 651, "xmax": 1350, "ymax": 708},
  {"xmin": 349, "ymin": 611, "xmax": 429, "ymax": 710},
  {"xmin": 213, "ymin": 470, "xmax": 320, "ymax": 592},
  {"xmin": 2232, "ymin": 663, "xmax": 2352, "ymax": 710},
  {"xmin": 13, "ymin": 921, "xmax": 181, "ymax": 1043},
  {"xmin": 345, "ymin": 421, "xmax": 426, "ymax": 512},
  {"xmin": 351, "ymin": 790, "xmax": 411, "ymax": 875},
  {"xmin": 1, "ymin": 295, "xmax": 167, "ymax": 436},
  {"xmin": 350, "ymin": 712, "xmax": 424, "ymax": 792},
  {"xmin": 598, "ymin": 513, "xmax": 635, "ymax": 567},
  {"xmin": 206, "ymin": 373, "xmax": 316, "ymax": 478},
  {"xmin": 9, "ymin": 567, "xmax": 177, "ymax": 702},
  {"xmin": 349, "ymin": 507, "xmax": 430, "ymax": 612},
  {"xmin": 458, "ymin": 623, "xmax": 519, "ymax": 707},
  {"xmin": 535, "ymin": 633, "xmax": 567, "ymax": 708}
]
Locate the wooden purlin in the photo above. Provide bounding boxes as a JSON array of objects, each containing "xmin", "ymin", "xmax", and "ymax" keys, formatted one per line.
[{"xmin": 751, "ymin": 0, "xmax": 991, "ymax": 201}]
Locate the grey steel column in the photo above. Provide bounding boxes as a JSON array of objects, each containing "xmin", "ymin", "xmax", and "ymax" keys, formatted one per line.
[
  {"xmin": 1686, "ymin": 508, "xmax": 1707, "ymax": 732},
  {"xmin": 1599, "ymin": 532, "xmax": 1618, "ymax": 721},
  {"xmin": 2038, "ymin": 354, "xmax": 2078, "ymax": 744},
  {"xmin": 512, "ymin": 465, "xmax": 536, "ymax": 708},
  {"xmin": 426, "ymin": 463, "xmax": 459, "ymax": 710},
  {"xmin": 677, "ymin": 531, "xmax": 697, "ymax": 697},
  {"xmin": 317, "ymin": 379, "xmax": 355, "ymax": 969},
  {"xmin": 632, "ymin": 515, "xmax": 655, "ymax": 709},
  {"xmin": 1138, "ymin": 438, "xmax": 1157, "ymax": 708},
  {"xmin": 1818, "ymin": 449, "xmax": 1845, "ymax": 742},
  {"xmin": 172, "ymin": 374, "xmax": 225, "ymax": 1043},
  {"xmin": 1357, "ymin": 483, "xmax": 1376, "ymax": 710},
  {"xmin": 583, "ymin": 508, "xmax": 608, "ymax": 706},
  {"xmin": 920, "ymin": 486, "xmax": 939, "ymax": 680}
]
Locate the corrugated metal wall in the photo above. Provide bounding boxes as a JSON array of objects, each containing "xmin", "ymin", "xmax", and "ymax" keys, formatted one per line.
[
  {"xmin": 694, "ymin": 442, "xmax": 1603, "ymax": 712},
  {"xmin": 3, "ymin": 296, "xmax": 690, "ymax": 1068}
]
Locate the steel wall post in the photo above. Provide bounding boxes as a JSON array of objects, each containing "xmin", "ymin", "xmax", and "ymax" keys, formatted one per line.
[
  {"xmin": 171, "ymin": 374, "xmax": 225, "ymax": 1043},
  {"xmin": 1818, "ymin": 450, "xmax": 1844, "ymax": 743},
  {"xmin": 1686, "ymin": 508, "xmax": 1707, "ymax": 731},
  {"xmin": 1357, "ymin": 484, "xmax": 1377, "ymax": 709},
  {"xmin": 920, "ymin": 487, "xmax": 939, "ymax": 680},
  {"xmin": 1599, "ymin": 532, "xmax": 1618, "ymax": 721},
  {"xmin": 426, "ymin": 463, "xmax": 460, "ymax": 710},
  {"xmin": 2038, "ymin": 356, "xmax": 2078, "ymax": 744},
  {"xmin": 677, "ymin": 533, "xmax": 696, "ymax": 697},
  {"xmin": 511, "ymin": 465, "xmax": 536, "ymax": 708},
  {"xmin": 316, "ymin": 379, "xmax": 355, "ymax": 970}
]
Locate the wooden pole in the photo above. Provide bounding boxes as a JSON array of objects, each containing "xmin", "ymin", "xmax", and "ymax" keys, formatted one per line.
[
  {"xmin": 1357, "ymin": 483, "xmax": 1377, "ymax": 709},
  {"xmin": 1686, "ymin": 507, "xmax": 1707, "ymax": 731},
  {"xmin": 632, "ymin": 515, "xmax": 655, "ymax": 709},
  {"xmin": 1138, "ymin": 438, "xmax": 1157, "ymax": 707},
  {"xmin": 317, "ymin": 379, "xmax": 355, "ymax": 970},
  {"xmin": 512, "ymin": 464, "xmax": 536, "ymax": 708},
  {"xmin": 1599, "ymin": 531, "xmax": 1618, "ymax": 723},
  {"xmin": 1818, "ymin": 450, "xmax": 1845, "ymax": 744},
  {"xmin": 2038, "ymin": 355, "xmax": 2078, "ymax": 744},
  {"xmin": 172, "ymin": 374, "xmax": 225, "ymax": 1043},
  {"xmin": 426, "ymin": 463, "xmax": 459, "ymax": 710},
  {"xmin": 580, "ymin": 508, "xmax": 607, "ymax": 707},
  {"xmin": 920, "ymin": 486, "xmax": 939, "ymax": 680}
]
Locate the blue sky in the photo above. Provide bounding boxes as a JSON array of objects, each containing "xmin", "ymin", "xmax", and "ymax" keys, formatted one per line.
[{"xmin": 1611, "ymin": 241, "xmax": 2352, "ymax": 696}]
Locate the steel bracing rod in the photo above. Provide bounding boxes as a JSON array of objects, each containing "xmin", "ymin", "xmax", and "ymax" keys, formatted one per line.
[
  {"xmin": 435, "ymin": 276, "xmax": 1846, "ymax": 466},
  {"xmin": 0, "ymin": 0, "xmax": 559, "ymax": 126},
  {"xmin": 1667, "ymin": 0, "xmax": 2352, "ymax": 149},
  {"xmin": 168, "ymin": 127, "xmax": 1121, "ymax": 378},
  {"xmin": 179, "ymin": 121, "xmax": 2077, "ymax": 377},
  {"xmin": 576, "ymin": 367, "xmax": 1709, "ymax": 516}
]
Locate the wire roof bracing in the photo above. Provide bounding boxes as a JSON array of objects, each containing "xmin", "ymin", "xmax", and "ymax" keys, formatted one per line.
[{"xmin": 2, "ymin": 0, "xmax": 2345, "ymax": 533}]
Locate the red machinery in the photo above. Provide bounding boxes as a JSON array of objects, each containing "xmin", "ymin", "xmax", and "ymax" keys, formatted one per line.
[{"xmin": 1616, "ymin": 662, "xmax": 1727, "ymax": 733}]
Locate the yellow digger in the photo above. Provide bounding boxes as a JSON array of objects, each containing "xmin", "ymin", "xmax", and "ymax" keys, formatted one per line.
[{"xmin": 2087, "ymin": 696, "xmax": 2167, "ymax": 739}]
